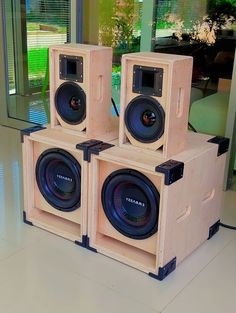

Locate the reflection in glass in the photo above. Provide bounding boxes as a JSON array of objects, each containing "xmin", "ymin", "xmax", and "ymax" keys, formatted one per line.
[
  {"xmin": 98, "ymin": 0, "xmax": 143, "ymax": 111},
  {"xmin": 4, "ymin": 0, "xmax": 71, "ymax": 124}
]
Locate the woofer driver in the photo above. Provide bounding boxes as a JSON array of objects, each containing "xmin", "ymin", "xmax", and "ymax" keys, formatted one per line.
[
  {"xmin": 125, "ymin": 95, "xmax": 165, "ymax": 143},
  {"xmin": 101, "ymin": 169, "xmax": 160, "ymax": 239},
  {"xmin": 36, "ymin": 148, "xmax": 81, "ymax": 212},
  {"xmin": 55, "ymin": 81, "xmax": 86, "ymax": 125}
]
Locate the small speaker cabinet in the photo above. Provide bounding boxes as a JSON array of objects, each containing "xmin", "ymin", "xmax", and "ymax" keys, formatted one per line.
[
  {"xmin": 22, "ymin": 127, "xmax": 89, "ymax": 244},
  {"xmin": 119, "ymin": 52, "xmax": 193, "ymax": 158},
  {"xmin": 49, "ymin": 43, "xmax": 118, "ymax": 141},
  {"xmin": 87, "ymin": 132, "xmax": 227, "ymax": 279}
]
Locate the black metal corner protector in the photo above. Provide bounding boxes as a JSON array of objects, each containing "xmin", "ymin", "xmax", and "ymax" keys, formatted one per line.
[
  {"xmin": 23, "ymin": 211, "xmax": 33, "ymax": 226},
  {"xmin": 76, "ymin": 140, "xmax": 114, "ymax": 162},
  {"xmin": 208, "ymin": 220, "xmax": 220, "ymax": 240},
  {"xmin": 208, "ymin": 136, "xmax": 230, "ymax": 156},
  {"xmin": 83, "ymin": 236, "xmax": 97, "ymax": 253},
  {"xmin": 21, "ymin": 125, "xmax": 46, "ymax": 143},
  {"xmin": 149, "ymin": 257, "xmax": 177, "ymax": 281},
  {"xmin": 76, "ymin": 139, "xmax": 103, "ymax": 161},
  {"xmin": 155, "ymin": 160, "xmax": 184, "ymax": 185},
  {"xmin": 75, "ymin": 235, "xmax": 87, "ymax": 248}
]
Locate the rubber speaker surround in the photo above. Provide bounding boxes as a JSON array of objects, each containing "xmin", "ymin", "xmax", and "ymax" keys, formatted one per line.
[
  {"xmin": 101, "ymin": 169, "xmax": 160, "ymax": 239},
  {"xmin": 125, "ymin": 95, "xmax": 165, "ymax": 143},
  {"xmin": 55, "ymin": 81, "xmax": 86, "ymax": 125},
  {"xmin": 36, "ymin": 148, "xmax": 81, "ymax": 212}
]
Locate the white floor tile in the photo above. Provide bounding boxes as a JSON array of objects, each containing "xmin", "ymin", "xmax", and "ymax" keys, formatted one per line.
[
  {"xmin": 0, "ymin": 238, "xmax": 23, "ymax": 261},
  {"xmin": 69, "ymin": 228, "xmax": 236, "ymax": 312},
  {"xmin": 162, "ymin": 238, "xmax": 236, "ymax": 313},
  {"xmin": 221, "ymin": 190, "xmax": 236, "ymax": 225},
  {"xmin": 0, "ymin": 221, "xmax": 234, "ymax": 312},
  {"xmin": 0, "ymin": 125, "xmax": 236, "ymax": 313},
  {"xmin": 0, "ymin": 244, "xmax": 157, "ymax": 313}
]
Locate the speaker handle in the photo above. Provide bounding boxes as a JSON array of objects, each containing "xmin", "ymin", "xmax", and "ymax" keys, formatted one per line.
[
  {"xmin": 176, "ymin": 87, "xmax": 184, "ymax": 118},
  {"xmin": 95, "ymin": 75, "xmax": 103, "ymax": 102}
]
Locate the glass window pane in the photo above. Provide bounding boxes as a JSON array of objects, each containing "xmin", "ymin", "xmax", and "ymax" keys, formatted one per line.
[
  {"xmin": 5, "ymin": 2, "xmax": 16, "ymax": 94},
  {"xmin": 26, "ymin": 0, "xmax": 70, "ymax": 89},
  {"xmin": 88, "ymin": 0, "xmax": 143, "ymax": 112},
  {"xmin": 3, "ymin": 0, "xmax": 71, "ymax": 125},
  {"xmin": 155, "ymin": 0, "xmax": 236, "ymax": 95}
]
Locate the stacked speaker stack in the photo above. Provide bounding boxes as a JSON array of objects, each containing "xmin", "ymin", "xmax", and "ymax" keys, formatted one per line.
[{"xmin": 22, "ymin": 43, "xmax": 229, "ymax": 281}]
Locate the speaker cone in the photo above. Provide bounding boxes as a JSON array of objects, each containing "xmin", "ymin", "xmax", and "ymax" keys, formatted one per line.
[
  {"xmin": 102, "ymin": 169, "xmax": 159, "ymax": 239},
  {"xmin": 55, "ymin": 82, "xmax": 86, "ymax": 125},
  {"xmin": 36, "ymin": 148, "xmax": 81, "ymax": 212},
  {"xmin": 125, "ymin": 95, "xmax": 165, "ymax": 143}
]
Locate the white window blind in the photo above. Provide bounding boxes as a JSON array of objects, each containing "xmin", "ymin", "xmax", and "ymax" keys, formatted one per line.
[
  {"xmin": 5, "ymin": 1, "xmax": 16, "ymax": 94},
  {"xmin": 26, "ymin": 0, "xmax": 71, "ymax": 89}
]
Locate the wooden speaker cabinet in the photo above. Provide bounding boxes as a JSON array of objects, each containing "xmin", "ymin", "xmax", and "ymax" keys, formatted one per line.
[
  {"xmin": 22, "ymin": 126, "xmax": 94, "ymax": 245},
  {"xmin": 87, "ymin": 132, "xmax": 228, "ymax": 280},
  {"xmin": 49, "ymin": 43, "xmax": 118, "ymax": 141},
  {"xmin": 119, "ymin": 52, "xmax": 193, "ymax": 159}
]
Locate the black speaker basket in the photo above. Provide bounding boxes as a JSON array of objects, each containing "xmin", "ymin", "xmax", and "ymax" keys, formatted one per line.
[
  {"xmin": 125, "ymin": 95, "xmax": 165, "ymax": 143},
  {"xmin": 101, "ymin": 169, "xmax": 160, "ymax": 239},
  {"xmin": 55, "ymin": 81, "xmax": 86, "ymax": 125},
  {"xmin": 36, "ymin": 148, "xmax": 81, "ymax": 212}
]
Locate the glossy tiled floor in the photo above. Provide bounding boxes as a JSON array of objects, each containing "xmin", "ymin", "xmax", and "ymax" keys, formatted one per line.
[{"xmin": 0, "ymin": 125, "xmax": 236, "ymax": 313}]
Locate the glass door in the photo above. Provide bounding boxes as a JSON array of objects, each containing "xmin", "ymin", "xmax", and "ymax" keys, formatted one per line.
[
  {"xmin": 0, "ymin": 0, "xmax": 71, "ymax": 127},
  {"xmin": 153, "ymin": 0, "xmax": 236, "ymax": 189}
]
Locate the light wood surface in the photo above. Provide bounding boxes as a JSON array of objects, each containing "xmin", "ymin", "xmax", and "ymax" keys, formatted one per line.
[
  {"xmin": 119, "ymin": 52, "xmax": 193, "ymax": 158},
  {"xmin": 22, "ymin": 127, "xmax": 88, "ymax": 243},
  {"xmin": 49, "ymin": 43, "xmax": 118, "ymax": 140},
  {"xmin": 88, "ymin": 131, "xmax": 226, "ymax": 275}
]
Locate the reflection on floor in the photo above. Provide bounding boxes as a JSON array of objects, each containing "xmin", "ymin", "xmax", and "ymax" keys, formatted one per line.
[
  {"xmin": 0, "ymin": 124, "xmax": 236, "ymax": 312},
  {"xmin": 8, "ymin": 93, "xmax": 49, "ymax": 125},
  {"xmin": 7, "ymin": 92, "xmax": 119, "ymax": 125}
]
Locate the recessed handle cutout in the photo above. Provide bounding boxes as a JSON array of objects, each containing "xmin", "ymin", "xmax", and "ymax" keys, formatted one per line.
[
  {"xmin": 176, "ymin": 205, "xmax": 191, "ymax": 223},
  {"xmin": 176, "ymin": 87, "xmax": 184, "ymax": 118},
  {"xmin": 202, "ymin": 189, "xmax": 215, "ymax": 203},
  {"xmin": 96, "ymin": 75, "xmax": 103, "ymax": 102}
]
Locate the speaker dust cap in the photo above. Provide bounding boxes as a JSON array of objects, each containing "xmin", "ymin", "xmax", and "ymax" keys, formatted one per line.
[
  {"xmin": 55, "ymin": 81, "xmax": 86, "ymax": 125},
  {"xmin": 102, "ymin": 169, "xmax": 160, "ymax": 239},
  {"xmin": 36, "ymin": 148, "xmax": 81, "ymax": 212},
  {"xmin": 125, "ymin": 95, "xmax": 165, "ymax": 143}
]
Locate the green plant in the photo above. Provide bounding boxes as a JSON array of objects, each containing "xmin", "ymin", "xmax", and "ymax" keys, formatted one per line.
[
  {"xmin": 27, "ymin": 48, "xmax": 48, "ymax": 76},
  {"xmin": 99, "ymin": 0, "xmax": 141, "ymax": 51}
]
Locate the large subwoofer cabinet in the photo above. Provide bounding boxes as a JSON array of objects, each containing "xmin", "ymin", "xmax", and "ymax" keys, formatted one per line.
[
  {"xmin": 87, "ymin": 132, "xmax": 228, "ymax": 280},
  {"xmin": 49, "ymin": 43, "xmax": 118, "ymax": 141},
  {"xmin": 22, "ymin": 126, "xmax": 95, "ymax": 245},
  {"xmin": 119, "ymin": 52, "xmax": 193, "ymax": 158}
]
